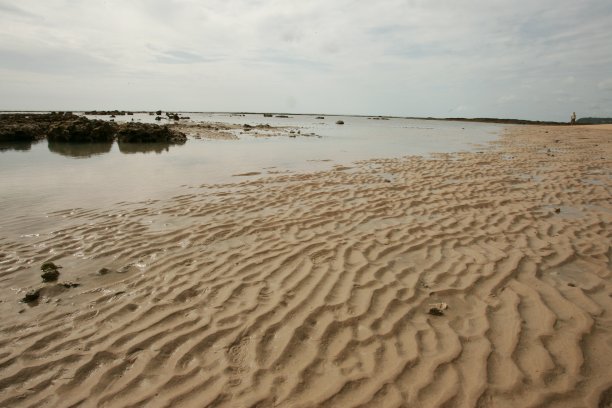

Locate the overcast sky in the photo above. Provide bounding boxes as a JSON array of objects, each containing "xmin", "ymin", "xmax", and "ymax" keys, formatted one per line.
[{"xmin": 1, "ymin": 0, "xmax": 611, "ymax": 120}]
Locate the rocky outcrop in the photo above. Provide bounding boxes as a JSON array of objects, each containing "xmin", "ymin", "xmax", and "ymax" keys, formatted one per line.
[
  {"xmin": 84, "ymin": 110, "xmax": 130, "ymax": 116},
  {"xmin": 0, "ymin": 112, "xmax": 72, "ymax": 142},
  {"xmin": 116, "ymin": 123, "xmax": 186, "ymax": 144},
  {"xmin": 1, "ymin": 113, "xmax": 186, "ymax": 145},
  {"xmin": 47, "ymin": 117, "xmax": 115, "ymax": 142}
]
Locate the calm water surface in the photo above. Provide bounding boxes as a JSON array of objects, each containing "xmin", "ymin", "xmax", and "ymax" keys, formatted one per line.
[{"xmin": 0, "ymin": 113, "xmax": 501, "ymax": 235}]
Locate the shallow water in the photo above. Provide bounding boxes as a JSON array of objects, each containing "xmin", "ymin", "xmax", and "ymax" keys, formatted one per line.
[{"xmin": 0, "ymin": 113, "xmax": 500, "ymax": 235}]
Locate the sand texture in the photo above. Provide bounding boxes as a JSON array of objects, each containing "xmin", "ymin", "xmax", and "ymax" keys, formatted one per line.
[{"xmin": 0, "ymin": 125, "xmax": 611, "ymax": 407}]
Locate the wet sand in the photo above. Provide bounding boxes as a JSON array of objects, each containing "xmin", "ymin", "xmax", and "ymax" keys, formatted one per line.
[{"xmin": 0, "ymin": 124, "xmax": 611, "ymax": 407}]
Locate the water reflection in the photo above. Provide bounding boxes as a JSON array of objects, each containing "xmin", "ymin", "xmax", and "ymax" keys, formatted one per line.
[
  {"xmin": 48, "ymin": 141, "xmax": 113, "ymax": 158},
  {"xmin": 47, "ymin": 141, "xmax": 177, "ymax": 157},
  {"xmin": 117, "ymin": 142, "xmax": 172, "ymax": 154},
  {"xmin": 0, "ymin": 141, "xmax": 34, "ymax": 152}
]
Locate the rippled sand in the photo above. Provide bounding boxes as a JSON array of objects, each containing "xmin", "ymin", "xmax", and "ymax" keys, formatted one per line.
[{"xmin": 1, "ymin": 125, "xmax": 611, "ymax": 407}]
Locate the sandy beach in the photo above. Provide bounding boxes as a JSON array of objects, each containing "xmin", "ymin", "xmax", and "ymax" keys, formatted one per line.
[{"xmin": 0, "ymin": 124, "xmax": 611, "ymax": 407}]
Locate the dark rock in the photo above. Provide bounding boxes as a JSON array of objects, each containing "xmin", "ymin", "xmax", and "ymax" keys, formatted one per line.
[
  {"xmin": 155, "ymin": 116, "xmax": 162, "ymax": 121},
  {"xmin": 41, "ymin": 261, "xmax": 60, "ymax": 272},
  {"xmin": 555, "ymin": 208, "xmax": 561, "ymax": 213},
  {"xmin": 97, "ymin": 267, "xmax": 113, "ymax": 275},
  {"xmin": 428, "ymin": 307, "xmax": 444, "ymax": 316},
  {"xmin": 156, "ymin": 110, "xmax": 162, "ymax": 116},
  {"xmin": 41, "ymin": 261, "xmax": 61, "ymax": 282},
  {"xmin": 42, "ymin": 269, "xmax": 60, "ymax": 282},
  {"xmin": 84, "ymin": 110, "xmax": 125, "ymax": 116},
  {"xmin": 59, "ymin": 282, "xmax": 80, "ymax": 288},
  {"xmin": 263, "ymin": 114, "xmax": 273, "ymax": 117},
  {"xmin": 47, "ymin": 117, "xmax": 115, "ymax": 143},
  {"xmin": 115, "ymin": 123, "xmax": 187, "ymax": 144},
  {"xmin": 22, "ymin": 289, "xmax": 40, "ymax": 303},
  {"xmin": 0, "ymin": 113, "xmax": 66, "ymax": 142},
  {"xmin": 316, "ymin": 116, "xmax": 324, "ymax": 119},
  {"xmin": 336, "ymin": 120, "xmax": 344, "ymax": 125},
  {"xmin": 276, "ymin": 115, "xmax": 289, "ymax": 118},
  {"xmin": 2, "ymin": 114, "xmax": 186, "ymax": 146}
]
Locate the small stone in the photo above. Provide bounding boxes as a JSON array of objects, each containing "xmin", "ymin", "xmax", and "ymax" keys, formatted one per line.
[
  {"xmin": 98, "ymin": 267, "xmax": 113, "ymax": 275},
  {"xmin": 428, "ymin": 307, "xmax": 444, "ymax": 316},
  {"xmin": 41, "ymin": 269, "xmax": 60, "ymax": 282},
  {"xmin": 336, "ymin": 120, "xmax": 344, "ymax": 125},
  {"xmin": 567, "ymin": 283, "xmax": 576, "ymax": 287},
  {"xmin": 41, "ymin": 261, "xmax": 60, "ymax": 272},
  {"xmin": 22, "ymin": 289, "xmax": 40, "ymax": 303},
  {"xmin": 554, "ymin": 208, "xmax": 561, "ymax": 213},
  {"xmin": 60, "ymin": 282, "xmax": 80, "ymax": 288}
]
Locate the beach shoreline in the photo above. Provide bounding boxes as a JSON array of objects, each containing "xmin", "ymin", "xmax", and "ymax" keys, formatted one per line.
[{"xmin": 0, "ymin": 124, "xmax": 611, "ymax": 407}]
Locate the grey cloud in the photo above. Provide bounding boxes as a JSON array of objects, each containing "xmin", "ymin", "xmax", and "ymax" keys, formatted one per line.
[
  {"xmin": 0, "ymin": 0, "xmax": 610, "ymax": 120},
  {"xmin": 0, "ymin": 2, "xmax": 41, "ymax": 20},
  {"xmin": 598, "ymin": 79, "xmax": 612, "ymax": 91},
  {"xmin": 0, "ymin": 48, "xmax": 113, "ymax": 75},
  {"xmin": 154, "ymin": 49, "xmax": 219, "ymax": 64}
]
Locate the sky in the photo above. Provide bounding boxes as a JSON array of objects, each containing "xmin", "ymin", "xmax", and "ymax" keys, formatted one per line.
[{"xmin": 1, "ymin": 0, "xmax": 611, "ymax": 121}]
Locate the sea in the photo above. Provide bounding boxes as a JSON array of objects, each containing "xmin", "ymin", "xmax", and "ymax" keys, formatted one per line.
[{"xmin": 0, "ymin": 112, "xmax": 501, "ymax": 236}]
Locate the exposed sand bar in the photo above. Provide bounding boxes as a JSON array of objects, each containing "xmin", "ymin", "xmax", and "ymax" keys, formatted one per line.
[{"xmin": 0, "ymin": 125, "xmax": 611, "ymax": 407}]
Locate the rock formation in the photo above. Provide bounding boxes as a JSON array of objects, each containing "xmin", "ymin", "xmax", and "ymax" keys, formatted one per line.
[{"xmin": 1, "ymin": 113, "xmax": 186, "ymax": 145}]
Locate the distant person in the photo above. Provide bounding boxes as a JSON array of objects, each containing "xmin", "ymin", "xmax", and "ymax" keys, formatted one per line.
[{"xmin": 571, "ymin": 112, "xmax": 576, "ymax": 125}]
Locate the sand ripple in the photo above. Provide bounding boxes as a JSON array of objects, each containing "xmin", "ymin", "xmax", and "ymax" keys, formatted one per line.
[{"xmin": 0, "ymin": 125, "xmax": 611, "ymax": 407}]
